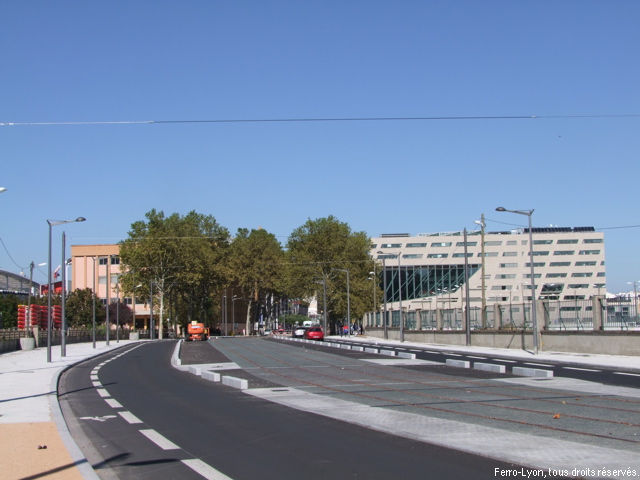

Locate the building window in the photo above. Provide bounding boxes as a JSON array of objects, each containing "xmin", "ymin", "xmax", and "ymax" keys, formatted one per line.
[
  {"xmin": 557, "ymin": 239, "xmax": 578, "ymax": 244},
  {"xmin": 491, "ymin": 285, "xmax": 512, "ymax": 290},
  {"xmin": 534, "ymin": 240, "xmax": 553, "ymax": 245},
  {"xmin": 123, "ymin": 297, "xmax": 133, "ymax": 305},
  {"xmin": 506, "ymin": 240, "xmax": 517, "ymax": 246},
  {"xmin": 502, "ymin": 251, "xmax": 517, "ymax": 257},
  {"xmin": 380, "ymin": 243, "xmax": 402, "ymax": 248},
  {"xmin": 546, "ymin": 273, "xmax": 567, "ymax": 278},
  {"xmin": 550, "ymin": 262, "xmax": 570, "ymax": 267},
  {"xmin": 99, "ymin": 257, "xmax": 108, "ymax": 265},
  {"xmin": 579, "ymin": 250, "xmax": 600, "ymax": 255},
  {"xmin": 496, "ymin": 274, "xmax": 516, "ymax": 279},
  {"xmin": 524, "ymin": 273, "xmax": 542, "ymax": 278},
  {"xmin": 370, "ymin": 244, "xmax": 377, "ymax": 249},
  {"xmin": 377, "ymin": 254, "xmax": 397, "ymax": 259},
  {"xmin": 500, "ymin": 263, "xmax": 517, "ymax": 268},
  {"xmin": 477, "ymin": 252, "xmax": 498, "ymax": 257},
  {"xmin": 597, "ymin": 272, "xmax": 606, "ymax": 277},
  {"xmin": 427, "ymin": 253, "xmax": 448, "ymax": 258},
  {"xmin": 571, "ymin": 272, "xmax": 593, "ymax": 277},
  {"xmin": 456, "ymin": 241, "xmax": 477, "ymax": 247},
  {"xmin": 402, "ymin": 254, "xmax": 423, "ymax": 259},
  {"xmin": 525, "ymin": 262, "xmax": 545, "ymax": 267},
  {"xmin": 98, "ymin": 276, "xmax": 107, "ymax": 285},
  {"xmin": 532, "ymin": 251, "xmax": 549, "ymax": 256},
  {"xmin": 583, "ymin": 238, "xmax": 603, "ymax": 244},
  {"xmin": 564, "ymin": 295, "xmax": 585, "ymax": 300},
  {"xmin": 553, "ymin": 250, "xmax": 575, "ymax": 256},
  {"xmin": 431, "ymin": 242, "xmax": 452, "ymax": 247},
  {"xmin": 452, "ymin": 253, "xmax": 473, "ymax": 258},
  {"xmin": 575, "ymin": 261, "xmax": 596, "ymax": 266},
  {"xmin": 484, "ymin": 241, "xmax": 502, "ymax": 246},
  {"xmin": 568, "ymin": 284, "xmax": 589, "ymax": 289},
  {"xmin": 111, "ymin": 256, "xmax": 120, "ymax": 265},
  {"xmin": 406, "ymin": 243, "xmax": 427, "ymax": 248}
]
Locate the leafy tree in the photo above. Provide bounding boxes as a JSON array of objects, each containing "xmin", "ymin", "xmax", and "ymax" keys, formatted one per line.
[
  {"xmin": 285, "ymin": 216, "xmax": 377, "ymax": 333},
  {"xmin": 0, "ymin": 295, "xmax": 20, "ymax": 328},
  {"xmin": 65, "ymin": 288, "xmax": 105, "ymax": 327},
  {"xmin": 226, "ymin": 228, "xmax": 285, "ymax": 331},
  {"xmin": 119, "ymin": 209, "xmax": 230, "ymax": 336}
]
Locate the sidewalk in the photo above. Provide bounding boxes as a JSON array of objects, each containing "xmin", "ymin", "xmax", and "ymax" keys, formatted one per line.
[
  {"xmin": 0, "ymin": 340, "xmax": 135, "ymax": 480},
  {"xmin": 1, "ymin": 337, "xmax": 638, "ymax": 479}
]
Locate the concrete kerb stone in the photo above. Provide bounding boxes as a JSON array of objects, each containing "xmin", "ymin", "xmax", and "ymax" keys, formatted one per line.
[
  {"xmin": 202, "ymin": 371, "xmax": 221, "ymax": 382},
  {"xmin": 188, "ymin": 366, "xmax": 203, "ymax": 376},
  {"xmin": 446, "ymin": 358, "xmax": 470, "ymax": 369},
  {"xmin": 364, "ymin": 347, "xmax": 379, "ymax": 354},
  {"xmin": 473, "ymin": 362, "xmax": 506, "ymax": 374},
  {"xmin": 512, "ymin": 366, "xmax": 554, "ymax": 378},
  {"xmin": 380, "ymin": 349, "xmax": 397, "ymax": 357},
  {"xmin": 222, "ymin": 375, "xmax": 249, "ymax": 390},
  {"xmin": 397, "ymin": 352, "xmax": 416, "ymax": 360}
]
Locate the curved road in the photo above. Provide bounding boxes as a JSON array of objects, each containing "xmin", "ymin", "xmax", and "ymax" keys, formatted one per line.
[{"xmin": 59, "ymin": 340, "xmax": 520, "ymax": 480}]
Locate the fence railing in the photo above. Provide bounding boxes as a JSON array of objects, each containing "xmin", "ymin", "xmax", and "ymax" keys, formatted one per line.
[{"xmin": 364, "ymin": 297, "xmax": 639, "ymax": 332}]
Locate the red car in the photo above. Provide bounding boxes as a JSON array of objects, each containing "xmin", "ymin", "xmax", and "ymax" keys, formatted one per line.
[{"xmin": 304, "ymin": 326, "xmax": 324, "ymax": 341}]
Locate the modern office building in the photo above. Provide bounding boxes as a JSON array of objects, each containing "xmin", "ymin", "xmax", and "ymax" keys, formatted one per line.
[{"xmin": 370, "ymin": 227, "xmax": 606, "ymax": 310}]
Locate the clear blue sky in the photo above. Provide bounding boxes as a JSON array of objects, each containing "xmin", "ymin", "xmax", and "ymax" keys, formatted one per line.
[{"xmin": 1, "ymin": 1, "xmax": 638, "ymax": 293}]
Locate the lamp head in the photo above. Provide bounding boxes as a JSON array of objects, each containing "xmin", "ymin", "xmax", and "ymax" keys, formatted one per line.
[
  {"xmin": 75, "ymin": 217, "xmax": 86, "ymax": 222},
  {"xmin": 495, "ymin": 207, "xmax": 506, "ymax": 212}
]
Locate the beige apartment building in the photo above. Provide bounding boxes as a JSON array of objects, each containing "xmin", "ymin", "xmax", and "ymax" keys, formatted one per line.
[
  {"xmin": 70, "ymin": 244, "xmax": 151, "ymax": 328},
  {"xmin": 370, "ymin": 226, "xmax": 606, "ymax": 311}
]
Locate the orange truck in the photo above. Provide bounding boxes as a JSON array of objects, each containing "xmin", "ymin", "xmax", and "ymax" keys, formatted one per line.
[{"xmin": 186, "ymin": 322, "xmax": 208, "ymax": 341}]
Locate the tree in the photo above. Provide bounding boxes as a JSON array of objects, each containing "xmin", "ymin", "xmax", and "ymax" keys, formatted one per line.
[
  {"xmin": 119, "ymin": 209, "xmax": 230, "ymax": 336},
  {"xmin": 226, "ymin": 228, "xmax": 285, "ymax": 332},
  {"xmin": 65, "ymin": 288, "xmax": 105, "ymax": 328},
  {"xmin": 285, "ymin": 216, "xmax": 376, "ymax": 333}
]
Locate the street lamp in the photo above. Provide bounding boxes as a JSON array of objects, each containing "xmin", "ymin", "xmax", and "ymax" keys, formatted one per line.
[
  {"xmin": 0, "ymin": 187, "xmax": 6, "ymax": 193},
  {"xmin": 474, "ymin": 214, "xmax": 487, "ymax": 329},
  {"xmin": 376, "ymin": 251, "xmax": 389, "ymax": 339},
  {"xmin": 334, "ymin": 268, "xmax": 350, "ymax": 336},
  {"xmin": 368, "ymin": 270, "xmax": 376, "ymax": 329},
  {"xmin": 495, "ymin": 206, "xmax": 538, "ymax": 354},
  {"xmin": 47, "ymin": 217, "xmax": 85, "ymax": 362}
]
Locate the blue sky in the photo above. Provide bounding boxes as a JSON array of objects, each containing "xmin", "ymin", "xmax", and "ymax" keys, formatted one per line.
[{"xmin": 1, "ymin": 1, "xmax": 638, "ymax": 292}]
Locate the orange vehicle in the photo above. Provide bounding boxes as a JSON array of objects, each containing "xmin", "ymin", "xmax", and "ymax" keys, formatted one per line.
[{"xmin": 186, "ymin": 322, "xmax": 209, "ymax": 341}]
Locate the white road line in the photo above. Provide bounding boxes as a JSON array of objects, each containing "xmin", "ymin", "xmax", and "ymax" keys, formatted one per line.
[
  {"xmin": 182, "ymin": 459, "xmax": 234, "ymax": 480},
  {"xmin": 105, "ymin": 398, "xmax": 123, "ymax": 409},
  {"xmin": 96, "ymin": 388, "xmax": 110, "ymax": 398},
  {"xmin": 446, "ymin": 353, "xmax": 462, "ymax": 357},
  {"xmin": 466, "ymin": 356, "xmax": 486, "ymax": 360},
  {"xmin": 562, "ymin": 367, "xmax": 601, "ymax": 372},
  {"xmin": 90, "ymin": 375, "xmax": 99, "ymax": 381},
  {"xmin": 139, "ymin": 429, "xmax": 180, "ymax": 450},
  {"xmin": 118, "ymin": 411, "xmax": 143, "ymax": 424},
  {"xmin": 92, "ymin": 381, "xmax": 101, "ymax": 388},
  {"xmin": 613, "ymin": 372, "xmax": 640, "ymax": 377},
  {"xmin": 409, "ymin": 349, "xmax": 421, "ymax": 352},
  {"xmin": 524, "ymin": 362, "xmax": 553, "ymax": 368},
  {"xmin": 493, "ymin": 359, "xmax": 517, "ymax": 363}
]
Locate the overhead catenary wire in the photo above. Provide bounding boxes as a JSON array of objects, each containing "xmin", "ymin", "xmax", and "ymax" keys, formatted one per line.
[{"xmin": 2, "ymin": 112, "xmax": 640, "ymax": 127}]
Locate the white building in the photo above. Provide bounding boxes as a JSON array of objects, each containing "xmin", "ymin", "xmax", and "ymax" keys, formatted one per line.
[{"xmin": 370, "ymin": 226, "xmax": 606, "ymax": 311}]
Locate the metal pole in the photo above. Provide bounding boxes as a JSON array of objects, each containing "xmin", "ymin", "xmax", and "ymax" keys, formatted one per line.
[
  {"xmin": 61, "ymin": 231, "xmax": 67, "ymax": 357},
  {"xmin": 92, "ymin": 257, "xmax": 96, "ymax": 348},
  {"xmin": 382, "ymin": 257, "xmax": 388, "ymax": 339},
  {"xmin": 116, "ymin": 282, "xmax": 120, "ymax": 343},
  {"xmin": 345, "ymin": 270, "xmax": 350, "ymax": 337},
  {"xmin": 527, "ymin": 213, "xmax": 539, "ymax": 354},
  {"xmin": 322, "ymin": 273, "xmax": 328, "ymax": 334},
  {"xmin": 27, "ymin": 262, "xmax": 34, "ymax": 334},
  {"xmin": 106, "ymin": 255, "xmax": 110, "ymax": 346},
  {"xmin": 47, "ymin": 222, "xmax": 52, "ymax": 363},
  {"xmin": 480, "ymin": 214, "xmax": 487, "ymax": 329},
  {"xmin": 398, "ymin": 254, "xmax": 404, "ymax": 342},
  {"xmin": 149, "ymin": 279, "xmax": 154, "ymax": 340},
  {"xmin": 464, "ymin": 228, "xmax": 471, "ymax": 346}
]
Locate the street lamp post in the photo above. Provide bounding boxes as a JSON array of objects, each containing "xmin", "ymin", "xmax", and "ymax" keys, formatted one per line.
[
  {"xmin": 61, "ymin": 234, "xmax": 69, "ymax": 357},
  {"xmin": 334, "ymin": 268, "xmax": 350, "ymax": 336},
  {"xmin": 496, "ymin": 207, "xmax": 538, "ymax": 354},
  {"xmin": 47, "ymin": 217, "xmax": 85, "ymax": 363},
  {"xmin": 397, "ymin": 253, "xmax": 404, "ymax": 342},
  {"xmin": 376, "ymin": 252, "xmax": 389, "ymax": 339},
  {"xmin": 90, "ymin": 257, "xmax": 96, "ymax": 348},
  {"xmin": 474, "ymin": 214, "xmax": 487, "ymax": 329}
]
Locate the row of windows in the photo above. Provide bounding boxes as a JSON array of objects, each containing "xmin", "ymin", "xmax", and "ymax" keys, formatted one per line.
[
  {"xmin": 98, "ymin": 256, "xmax": 120, "ymax": 265},
  {"xmin": 381, "ymin": 253, "xmax": 604, "ymax": 263},
  {"xmin": 495, "ymin": 272, "xmax": 605, "ymax": 279},
  {"xmin": 374, "ymin": 238, "xmax": 603, "ymax": 249}
]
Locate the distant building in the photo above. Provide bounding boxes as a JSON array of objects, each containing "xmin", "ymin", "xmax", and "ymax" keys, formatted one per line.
[
  {"xmin": 70, "ymin": 244, "xmax": 151, "ymax": 328},
  {"xmin": 370, "ymin": 227, "xmax": 606, "ymax": 310},
  {"xmin": 0, "ymin": 269, "xmax": 40, "ymax": 296}
]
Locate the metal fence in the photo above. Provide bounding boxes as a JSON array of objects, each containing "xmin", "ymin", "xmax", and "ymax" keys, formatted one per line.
[{"xmin": 365, "ymin": 297, "xmax": 640, "ymax": 332}]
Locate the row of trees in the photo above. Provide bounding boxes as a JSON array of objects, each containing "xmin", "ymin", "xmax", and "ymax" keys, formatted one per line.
[{"xmin": 116, "ymin": 209, "xmax": 380, "ymax": 335}]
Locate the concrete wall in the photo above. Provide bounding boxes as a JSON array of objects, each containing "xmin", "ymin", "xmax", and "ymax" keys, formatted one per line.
[{"xmin": 366, "ymin": 328, "xmax": 640, "ymax": 356}]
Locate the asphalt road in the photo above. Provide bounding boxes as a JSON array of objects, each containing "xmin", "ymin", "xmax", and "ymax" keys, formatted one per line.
[{"xmin": 58, "ymin": 340, "xmax": 523, "ymax": 480}]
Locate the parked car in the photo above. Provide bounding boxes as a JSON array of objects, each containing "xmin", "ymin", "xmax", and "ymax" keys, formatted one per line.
[
  {"xmin": 292, "ymin": 326, "xmax": 307, "ymax": 338},
  {"xmin": 304, "ymin": 326, "xmax": 324, "ymax": 341}
]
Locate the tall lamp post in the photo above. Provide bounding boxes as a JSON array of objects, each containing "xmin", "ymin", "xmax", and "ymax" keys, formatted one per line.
[
  {"xmin": 376, "ymin": 251, "xmax": 389, "ymax": 339},
  {"xmin": 496, "ymin": 207, "xmax": 538, "ymax": 354},
  {"xmin": 47, "ymin": 217, "xmax": 85, "ymax": 363},
  {"xmin": 334, "ymin": 268, "xmax": 350, "ymax": 336}
]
